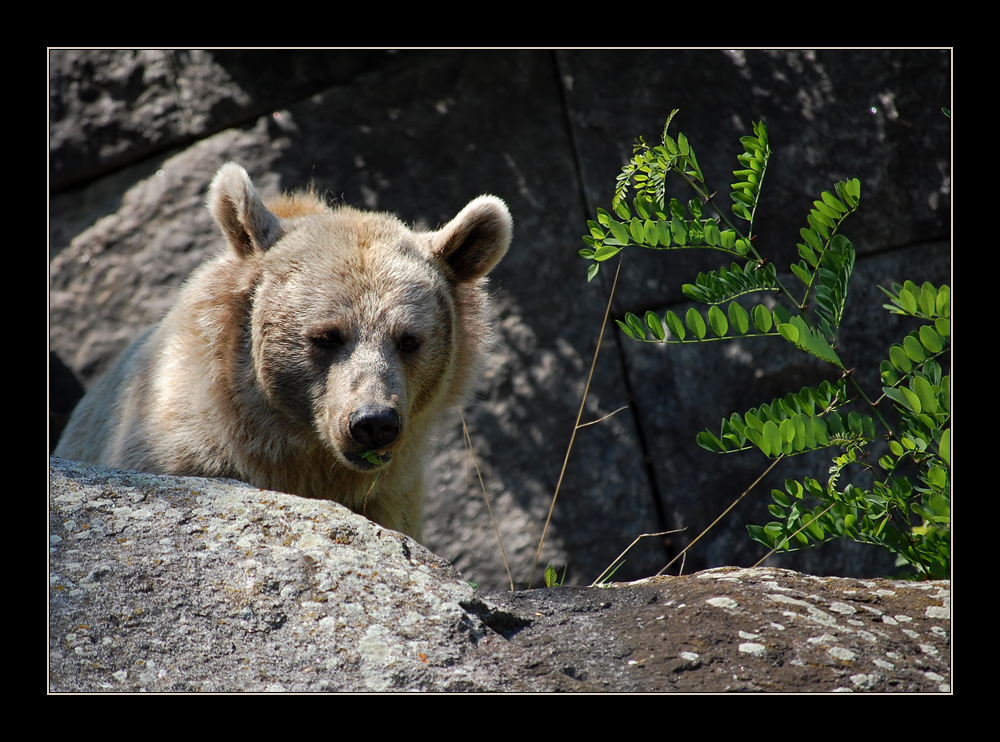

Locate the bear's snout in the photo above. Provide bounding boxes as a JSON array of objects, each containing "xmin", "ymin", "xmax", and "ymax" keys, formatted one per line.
[{"xmin": 349, "ymin": 404, "xmax": 402, "ymax": 452}]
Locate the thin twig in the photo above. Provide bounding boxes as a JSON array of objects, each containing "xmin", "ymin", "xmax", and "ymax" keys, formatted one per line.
[
  {"xmin": 655, "ymin": 455, "xmax": 784, "ymax": 576},
  {"xmin": 529, "ymin": 257, "xmax": 623, "ymax": 588},
  {"xmin": 752, "ymin": 500, "xmax": 837, "ymax": 569},
  {"xmin": 462, "ymin": 413, "xmax": 514, "ymax": 591},
  {"xmin": 576, "ymin": 406, "xmax": 629, "ymax": 429},
  {"xmin": 590, "ymin": 529, "xmax": 685, "ymax": 587}
]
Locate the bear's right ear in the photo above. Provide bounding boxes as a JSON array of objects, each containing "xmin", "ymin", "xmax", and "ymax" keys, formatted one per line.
[{"xmin": 207, "ymin": 163, "xmax": 283, "ymax": 258}]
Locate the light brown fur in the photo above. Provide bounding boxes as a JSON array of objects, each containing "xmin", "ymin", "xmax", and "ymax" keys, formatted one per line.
[{"xmin": 55, "ymin": 163, "xmax": 512, "ymax": 541}]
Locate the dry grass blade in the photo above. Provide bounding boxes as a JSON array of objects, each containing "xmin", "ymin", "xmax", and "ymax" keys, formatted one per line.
[
  {"xmin": 590, "ymin": 529, "xmax": 685, "ymax": 587},
  {"xmin": 462, "ymin": 413, "xmax": 514, "ymax": 591},
  {"xmin": 656, "ymin": 455, "xmax": 784, "ymax": 577},
  {"xmin": 751, "ymin": 500, "xmax": 837, "ymax": 569},
  {"xmin": 529, "ymin": 257, "xmax": 624, "ymax": 589}
]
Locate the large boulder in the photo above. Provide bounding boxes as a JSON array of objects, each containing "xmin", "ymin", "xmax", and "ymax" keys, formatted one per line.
[{"xmin": 49, "ymin": 459, "xmax": 950, "ymax": 692}]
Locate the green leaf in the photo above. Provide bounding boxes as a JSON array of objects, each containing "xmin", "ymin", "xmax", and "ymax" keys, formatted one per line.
[
  {"xmin": 800, "ymin": 227, "xmax": 822, "ymax": 252},
  {"xmin": 630, "ymin": 217, "xmax": 645, "ymax": 244},
  {"xmin": 686, "ymin": 307, "xmax": 707, "ymax": 340},
  {"xmin": 731, "ymin": 189, "xmax": 754, "ymax": 206},
  {"xmin": 912, "ymin": 376, "xmax": 938, "ymax": 415},
  {"xmin": 900, "ymin": 386, "xmax": 921, "ymax": 413},
  {"xmin": 791, "ymin": 414, "xmax": 807, "ymax": 450},
  {"xmin": 778, "ymin": 321, "xmax": 799, "ymax": 344},
  {"xmin": 656, "ymin": 219, "xmax": 673, "ymax": 247},
  {"xmin": 813, "ymin": 199, "xmax": 840, "ymax": 220},
  {"xmin": 897, "ymin": 286, "xmax": 918, "ymax": 314},
  {"xmin": 939, "ymin": 428, "xmax": 950, "ymax": 466},
  {"xmin": 625, "ymin": 312, "xmax": 646, "ymax": 341},
  {"xmin": 615, "ymin": 318, "xmax": 635, "ymax": 340},
  {"xmin": 670, "ymin": 219, "xmax": 688, "ymax": 245},
  {"xmin": 729, "ymin": 302, "xmax": 750, "ymax": 335},
  {"xmin": 798, "ymin": 243, "xmax": 819, "ymax": 268},
  {"xmin": 744, "ymin": 411, "xmax": 764, "ymax": 432},
  {"xmin": 746, "ymin": 426, "xmax": 768, "ymax": 456},
  {"xmin": 633, "ymin": 194, "xmax": 650, "ymax": 220},
  {"xmin": 593, "ymin": 244, "xmax": 622, "ymax": 262},
  {"xmin": 790, "ymin": 262, "xmax": 811, "ymax": 285},
  {"xmin": 918, "ymin": 282, "xmax": 937, "ymax": 317},
  {"xmin": 847, "ymin": 411, "xmax": 863, "ymax": 435},
  {"xmin": 889, "ymin": 344, "xmax": 912, "ymax": 373},
  {"xmin": 763, "ymin": 420, "xmax": 782, "ymax": 458},
  {"xmin": 645, "ymin": 311, "xmax": 665, "ymax": 341},
  {"xmin": 697, "ymin": 430, "xmax": 725, "ymax": 453},
  {"xmin": 608, "ymin": 219, "xmax": 630, "ymax": 245},
  {"xmin": 936, "ymin": 285, "xmax": 951, "ymax": 317},
  {"xmin": 708, "ymin": 305, "xmax": 729, "ymax": 337},
  {"xmin": 821, "ymin": 190, "xmax": 848, "ymax": 213},
  {"xmin": 752, "ymin": 304, "xmax": 773, "ymax": 333},
  {"xmin": 643, "ymin": 219, "xmax": 659, "ymax": 246},
  {"xmin": 919, "ymin": 324, "xmax": 945, "ymax": 354},
  {"xmin": 703, "ymin": 220, "xmax": 721, "ymax": 246},
  {"xmin": 747, "ymin": 524, "xmax": 774, "ymax": 548},
  {"xmin": 664, "ymin": 311, "xmax": 686, "ymax": 340},
  {"xmin": 779, "ymin": 418, "xmax": 795, "ymax": 453},
  {"xmin": 903, "ymin": 334, "xmax": 926, "ymax": 363}
]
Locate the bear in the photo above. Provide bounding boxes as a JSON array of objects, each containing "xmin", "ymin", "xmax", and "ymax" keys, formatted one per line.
[{"xmin": 54, "ymin": 162, "xmax": 512, "ymax": 542}]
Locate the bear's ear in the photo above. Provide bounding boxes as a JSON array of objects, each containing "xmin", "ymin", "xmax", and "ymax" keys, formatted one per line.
[
  {"xmin": 207, "ymin": 163, "xmax": 283, "ymax": 258},
  {"xmin": 429, "ymin": 196, "xmax": 512, "ymax": 282}
]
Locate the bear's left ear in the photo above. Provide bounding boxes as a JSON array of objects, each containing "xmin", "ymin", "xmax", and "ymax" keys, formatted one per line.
[
  {"xmin": 207, "ymin": 163, "xmax": 284, "ymax": 258},
  {"xmin": 429, "ymin": 196, "xmax": 512, "ymax": 282}
]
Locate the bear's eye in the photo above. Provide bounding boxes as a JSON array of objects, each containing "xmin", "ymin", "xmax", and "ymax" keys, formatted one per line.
[
  {"xmin": 309, "ymin": 328, "xmax": 345, "ymax": 351},
  {"xmin": 398, "ymin": 332, "xmax": 422, "ymax": 354}
]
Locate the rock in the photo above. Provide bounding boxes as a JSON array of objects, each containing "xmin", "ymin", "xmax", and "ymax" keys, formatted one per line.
[
  {"xmin": 49, "ymin": 459, "xmax": 950, "ymax": 692},
  {"xmin": 49, "ymin": 458, "xmax": 500, "ymax": 692}
]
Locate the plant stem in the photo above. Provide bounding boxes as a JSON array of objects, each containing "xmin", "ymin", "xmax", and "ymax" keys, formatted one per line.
[{"xmin": 529, "ymin": 257, "xmax": 624, "ymax": 589}]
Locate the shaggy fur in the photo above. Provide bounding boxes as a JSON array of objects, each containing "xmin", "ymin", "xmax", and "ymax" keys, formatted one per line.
[{"xmin": 55, "ymin": 163, "xmax": 512, "ymax": 541}]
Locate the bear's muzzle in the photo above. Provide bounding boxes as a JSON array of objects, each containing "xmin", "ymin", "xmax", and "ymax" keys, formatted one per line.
[{"xmin": 348, "ymin": 404, "xmax": 402, "ymax": 466}]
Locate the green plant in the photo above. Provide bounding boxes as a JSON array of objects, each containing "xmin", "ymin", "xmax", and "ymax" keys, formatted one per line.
[
  {"xmin": 543, "ymin": 564, "xmax": 567, "ymax": 587},
  {"xmin": 580, "ymin": 111, "xmax": 950, "ymax": 579},
  {"xmin": 360, "ymin": 450, "xmax": 384, "ymax": 519}
]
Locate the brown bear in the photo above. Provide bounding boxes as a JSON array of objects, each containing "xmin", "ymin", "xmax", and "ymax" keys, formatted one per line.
[{"xmin": 54, "ymin": 163, "xmax": 512, "ymax": 542}]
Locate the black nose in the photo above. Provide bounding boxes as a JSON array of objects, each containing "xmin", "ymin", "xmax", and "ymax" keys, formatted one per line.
[{"xmin": 349, "ymin": 405, "xmax": 401, "ymax": 449}]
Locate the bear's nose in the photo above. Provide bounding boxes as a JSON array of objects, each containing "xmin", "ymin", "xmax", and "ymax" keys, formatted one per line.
[{"xmin": 349, "ymin": 405, "xmax": 402, "ymax": 450}]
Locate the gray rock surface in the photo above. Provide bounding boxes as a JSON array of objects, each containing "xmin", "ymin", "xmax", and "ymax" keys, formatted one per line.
[
  {"xmin": 49, "ymin": 458, "xmax": 496, "ymax": 692},
  {"xmin": 49, "ymin": 459, "xmax": 950, "ymax": 692},
  {"xmin": 49, "ymin": 49, "xmax": 951, "ymax": 591}
]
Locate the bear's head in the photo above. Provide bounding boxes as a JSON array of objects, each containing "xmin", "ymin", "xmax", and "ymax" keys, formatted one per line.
[{"xmin": 206, "ymin": 163, "xmax": 512, "ymax": 473}]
